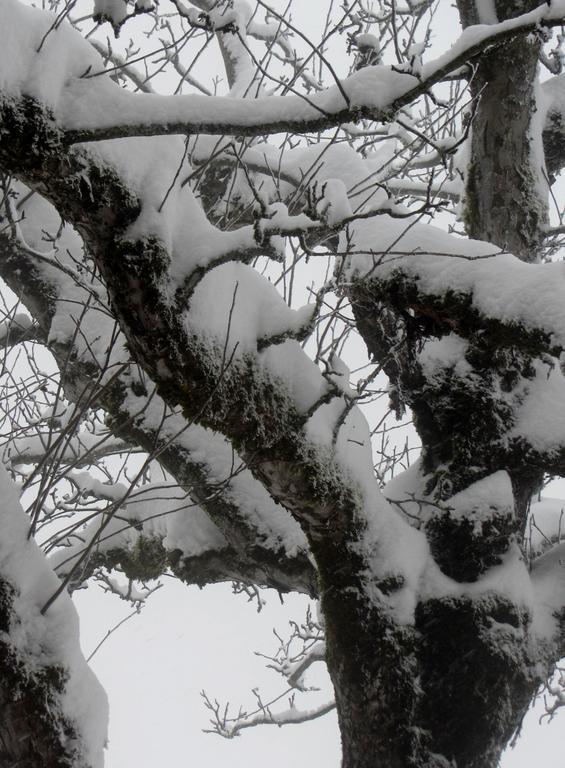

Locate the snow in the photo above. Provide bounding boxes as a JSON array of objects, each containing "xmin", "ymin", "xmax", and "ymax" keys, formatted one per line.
[
  {"xmin": 4, "ymin": 0, "xmax": 565, "ymax": 743},
  {"xmin": 1, "ymin": 0, "xmax": 564, "ymax": 152},
  {"xmin": 11, "ymin": 184, "xmax": 129, "ymax": 378},
  {"xmin": 83, "ymin": 135, "xmax": 236, "ymax": 284},
  {"xmin": 356, "ymin": 33, "xmax": 379, "ymax": 50},
  {"xmin": 445, "ymin": 470, "xmax": 515, "ymax": 527},
  {"xmin": 68, "ymin": 471, "xmax": 128, "ymax": 502},
  {"xmin": 0, "ymin": 1, "xmax": 100, "ymax": 105},
  {"xmin": 531, "ymin": 542, "xmax": 565, "ymax": 641},
  {"xmin": 219, "ymin": 1, "xmax": 264, "ymax": 98},
  {"xmin": 8, "ymin": 0, "xmax": 565, "ymax": 371},
  {"xmin": 385, "ymin": 465, "xmax": 518, "ymax": 539},
  {"xmin": 50, "ymin": 479, "xmax": 229, "ymax": 578},
  {"xmin": 115, "ymin": 479, "xmax": 225, "ymax": 557},
  {"xmin": 325, "ymin": 354, "xmax": 356, "ymax": 398},
  {"xmin": 56, "ymin": 62, "xmax": 413, "ymax": 138},
  {"xmin": 418, "ymin": 333, "xmax": 471, "ymax": 383},
  {"xmin": 383, "ymin": 459, "xmax": 428, "ymax": 523},
  {"xmin": 10, "ymin": 201, "xmax": 313, "ymax": 567},
  {"xmin": 305, "ymin": 399, "xmax": 375, "ymax": 498},
  {"xmin": 464, "ymin": 544, "xmax": 533, "ymax": 614},
  {"xmin": 419, "ymin": 2, "xmax": 565, "ymax": 86},
  {"xmin": 416, "ymin": 542, "xmax": 534, "ymax": 624},
  {"xmin": 542, "ymin": 72, "xmax": 565, "ymax": 118},
  {"xmin": 316, "ymin": 179, "xmax": 353, "ymax": 226},
  {"xmin": 525, "ymin": 75, "xmax": 551, "ymax": 217},
  {"xmin": 118, "ymin": 390, "xmax": 309, "ymax": 557},
  {"xmin": 185, "ymin": 261, "xmax": 327, "ymax": 412},
  {"xmin": 10, "ymin": 428, "xmax": 127, "ymax": 468},
  {"xmin": 259, "ymin": 339, "xmax": 329, "ymax": 414},
  {"xmin": 0, "ymin": 462, "xmax": 107, "ymax": 767},
  {"xmin": 345, "ymin": 213, "xmax": 565, "ymax": 349},
  {"xmin": 527, "ymin": 498, "xmax": 565, "ymax": 554},
  {"xmin": 186, "ymin": 263, "xmax": 303, "ymax": 354},
  {"xmin": 384, "ymin": 469, "xmax": 531, "ymax": 619},
  {"xmin": 474, "ymin": 0, "xmax": 498, "ymax": 25},
  {"xmin": 263, "ymin": 202, "xmax": 316, "ymax": 234},
  {"xmin": 51, "ymin": 1, "xmax": 564, "ymax": 139},
  {"xmin": 509, "ymin": 358, "xmax": 565, "ymax": 454},
  {"xmin": 0, "ymin": 312, "xmax": 32, "ymax": 343},
  {"xmin": 93, "ymin": 0, "xmax": 128, "ymax": 27},
  {"xmin": 382, "ymin": 470, "xmax": 534, "ymax": 624},
  {"xmin": 354, "ymin": 497, "xmax": 431, "ymax": 625}
]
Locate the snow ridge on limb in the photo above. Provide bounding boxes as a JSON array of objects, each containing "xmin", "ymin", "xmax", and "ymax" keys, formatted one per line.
[
  {"xmin": 344, "ymin": 214, "xmax": 565, "ymax": 351},
  {"xmin": 344, "ymin": 212, "xmax": 565, "ymax": 515},
  {"xmin": 0, "ymin": 462, "xmax": 107, "ymax": 768},
  {"xmin": 0, "ymin": 86, "xmax": 424, "ymax": 605},
  {"xmin": 3, "ymin": 0, "xmax": 565, "ymax": 144},
  {"xmin": 59, "ymin": 3, "xmax": 565, "ymax": 142},
  {"xmin": 0, "ymin": 188, "xmax": 316, "ymax": 597}
]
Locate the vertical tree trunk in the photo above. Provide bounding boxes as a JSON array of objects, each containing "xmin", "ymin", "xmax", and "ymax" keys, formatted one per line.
[
  {"xmin": 319, "ymin": 567, "xmax": 539, "ymax": 767},
  {"xmin": 331, "ymin": 4, "xmax": 552, "ymax": 765},
  {"xmin": 457, "ymin": 0, "xmax": 548, "ymax": 262}
]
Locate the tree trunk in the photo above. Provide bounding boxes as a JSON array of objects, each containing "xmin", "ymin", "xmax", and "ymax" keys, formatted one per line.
[
  {"xmin": 457, "ymin": 0, "xmax": 548, "ymax": 262},
  {"xmin": 331, "ymin": 3, "xmax": 553, "ymax": 764},
  {"xmin": 320, "ymin": 580, "xmax": 540, "ymax": 767}
]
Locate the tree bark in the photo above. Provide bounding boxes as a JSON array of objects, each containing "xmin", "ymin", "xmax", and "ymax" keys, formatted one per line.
[
  {"xmin": 336, "ymin": 5, "xmax": 556, "ymax": 764},
  {"xmin": 457, "ymin": 0, "xmax": 548, "ymax": 262}
]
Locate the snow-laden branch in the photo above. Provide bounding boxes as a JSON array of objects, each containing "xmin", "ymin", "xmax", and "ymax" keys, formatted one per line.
[
  {"xmin": 0, "ymin": 192, "xmax": 317, "ymax": 596},
  {"xmin": 3, "ymin": 3, "xmax": 565, "ymax": 762},
  {"xmin": 0, "ymin": 49, "xmax": 437, "ymax": 656},
  {"xmin": 4, "ymin": 0, "xmax": 565, "ymax": 144},
  {"xmin": 0, "ymin": 462, "xmax": 107, "ymax": 768},
  {"xmin": 203, "ymin": 606, "xmax": 334, "ymax": 738},
  {"xmin": 8, "ymin": 430, "xmax": 134, "ymax": 468},
  {"xmin": 345, "ymin": 214, "xmax": 565, "ymax": 352},
  {"xmin": 4, "ymin": 54, "xmax": 565, "ymax": 624},
  {"xmin": 47, "ymin": 473, "xmax": 307, "ymax": 598},
  {"xmin": 203, "ymin": 693, "xmax": 335, "ymax": 738}
]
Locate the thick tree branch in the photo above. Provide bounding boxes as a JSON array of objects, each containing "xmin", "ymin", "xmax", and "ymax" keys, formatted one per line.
[
  {"xmin": 456, "ymin": 0, "xmax": 548, "ymax": 261},
  {"xmin": 0, "ymin": 462, "xmax": 107, "ymax": 768},
  {"xmin": 23, "ymin": 2, "xmax": 561, "ymax": 144},
  {"xmin": 0, "ymin": 196, "xmax": 317, "ymax": 597}
]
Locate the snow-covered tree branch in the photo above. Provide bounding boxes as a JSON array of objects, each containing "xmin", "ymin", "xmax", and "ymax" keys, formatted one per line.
[{"xmin": 3, "ymin": 1, "xmax": 565, "ymax": 767}]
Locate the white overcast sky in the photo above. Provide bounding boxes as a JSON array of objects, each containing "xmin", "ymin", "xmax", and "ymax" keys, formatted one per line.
[{"xmin": 77, "ymin": 578, "xmax": 565, "ymax": 768}]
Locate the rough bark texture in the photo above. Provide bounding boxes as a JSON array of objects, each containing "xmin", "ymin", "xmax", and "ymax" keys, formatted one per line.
[
  {"xmin": 345, "ymin": 277, "xmax": 546, "ymax": 766},
  {"xmin": 457, "ymin": 0, "xmax": 548, "ymax": 262},
  {"xmin": 414, "ymin": 596, "xmax": 536, "ymax": 768},
  {"xmin": 334, "ymin": 4, "xmax": 557, "ymax": 764}
]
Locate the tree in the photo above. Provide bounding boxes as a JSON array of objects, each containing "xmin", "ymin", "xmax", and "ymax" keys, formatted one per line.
[{"xmin": 2, "ymin": 0, "xmax": 565, "ymax": 765}]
